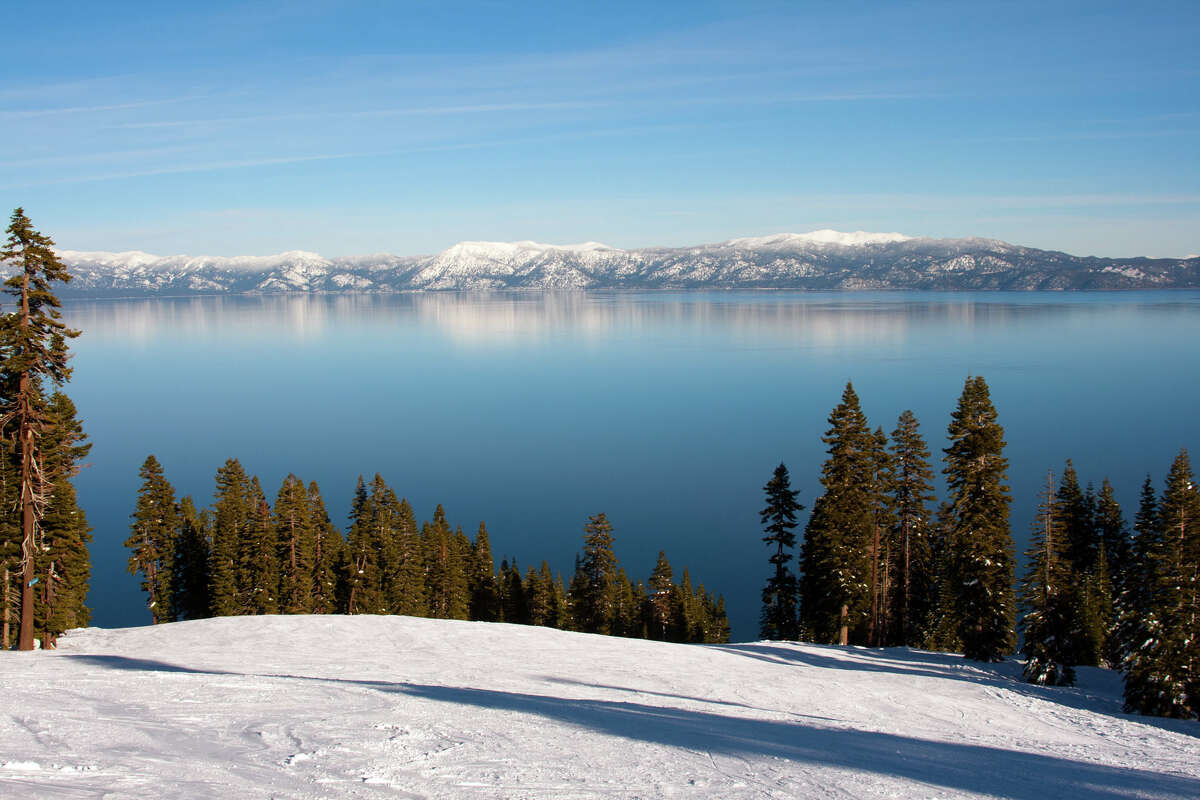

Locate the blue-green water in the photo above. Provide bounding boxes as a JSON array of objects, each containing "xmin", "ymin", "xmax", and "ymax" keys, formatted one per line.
[{"xmin": 61, "ymin": 291, "xmax": 1200, "ymax": 640}]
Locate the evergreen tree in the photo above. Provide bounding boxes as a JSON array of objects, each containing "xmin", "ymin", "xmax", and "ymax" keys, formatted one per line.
[
  {"xmin": 171, "ymin": 496, "xmax": 210, "ymax": 621},
  {"xmin": 33, "ymin": 392, "xmax": 91, "ymax": 645},
  {"xmin": 922, "ymin": 503, "xmax": 964, "ymax": 652},
  {"xmin": 867, "ymin": 426, "xmax": 895, "ymax": 646},
  {"xmin": 125, "ymin": 455, "xmax": 180, "ymax": 624},
  {"xmin": 389, "ymin": 498, "xmax": 425, "ymax": 616},
  {"xmin": 570, "ymin": 512, "xmax": 620, "ymax": 634},
  {"xmin": 648, "ymin": 550, "xmax": 674, "ymax": 640},
  {"xmin": 800, "ymin": 383, "xmax": 874, "ymax": 645},
  {"xmin": 500, "ymin": 557, "xmax": 527, "ymax": 624},
  {"xmin": 468, "ymin": 522, "xmax": 500, "ymax": 622},
  {"xmin": 524, "ymin": 563, "xmax": 553, "ymax": 627},
  {"xmin": 0, "ymin": 208, "xmax": 83, "ymax": 650},
  {"xmin": 209, "ymin": 459, "xmax": 252, "ymax": 617},
  {"xmin": 241, "ymin": 477, "xmax": 277, "ymax": 615},
  {"xmin": 1115, "ymin": 476, "xmax": 1159, "ymax": 668},
  {"xmin": 1124, "ymin": 450, "xmax": 1200, "ymax": 717},
  {"xmin": 887, "ymin": 410, "xmax": 936, "ymax": 646},
  {"xmin": 274, "ymin": 474, "xmax": 316, "ymax": 614},
  {"xmin": 1019, "ymin": 471, "xmax": 1077, "ymax": 686},
  {"xmin": 760, "ymin": 463, "xmax": 802, "ymax": 641},
  {"xmin": 942, "ymin": 376, "xmax": 1016, "ymax": 661},
  {"xmin": 344, "ymin": 475, "xmax": 389, "ymax": 614},
  {"xmin": 306, "ymin": 482, "xmax": 342, "ymax": 615}
]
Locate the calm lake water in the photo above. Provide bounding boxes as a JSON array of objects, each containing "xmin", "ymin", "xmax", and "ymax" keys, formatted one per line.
[{"xmin": 61, "ymin": 291, "xmax": 1200, "ymax": 641}]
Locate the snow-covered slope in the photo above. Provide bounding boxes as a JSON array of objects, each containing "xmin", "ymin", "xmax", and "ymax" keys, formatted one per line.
[
  {"xmin": 1, "ymin": 616, "xmax": 1196, "ymax": 798},
  {"xmin": 42, "ymin": 232, "xmax": 1200, "ymax": 295}
]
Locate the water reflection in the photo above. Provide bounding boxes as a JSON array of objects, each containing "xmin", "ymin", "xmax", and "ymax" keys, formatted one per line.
[{"xmin": 62, "ymin": 291, "xmax": 1189, "ymax": 349}]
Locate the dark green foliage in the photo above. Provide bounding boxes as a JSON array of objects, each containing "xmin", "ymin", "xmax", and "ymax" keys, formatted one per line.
[
  {"xmin": 570, "ymin": 513, "xmax": 620, "ymax": 635},
  {"xmin": 243, "ymin": 477, "xmax": 278, "ymax": 615},
  {"xmin": 209, "ymin": 459, "xmax": 252, "ymax": 617},
  {"xmin": 423, "ymin": 509, "xmax": 470, "ymax": 620},
  {"xmin": 800, "ymin": 383, "xmax": 875, "ymax": 644},
  {"xmin": 306, "ymin": 482, "xmax": 343, "ymax": 615},
  {"xmin": 921, "ymin": 503, "xmax": 964, "ymax": 653},
  {"xmin": 468, "ymin": 522, "xmax": 500, "ymax": 622},
  {"xmin": 500, "ymin": 557, "xmax": 527, "ymax": 624},
  {"xmin": 126, "ymin": 455, "xmax": 180, "ymax": 624},
  {"xmin": 760, "ymin": 463, "xmax": 802, "ymax": 641},
  {"xmin": 1123, "ymin": 450, "xmax": 1200, "ymax": 718},
  {"xmin": 648, "ymin": 550, "xmax": 674, "ymax": 640},
  {"xmin": 1020, "ymin": 472, "xmax": 1077, "ymax": 686},
  {"xmin": 171, "ymin": 497, "xmax": 210, "ymax": 621},
  {"xmin": 0, "ymin": 209, "xmax": 87, "ymax": 650},
  {"xmin": 942, "ymin": 376, "xmax": 1016, "ymax": 661},
  {"xmin": 886, "ymin": 410, "xmax": 936, "ymax": 647},
  {"xmin": 274, "ymin": 475, "xmax": 316, "ymax": 614},
  {"xmin": 131, "ymin": 462, "xmax": 729, "ymax": 646}
]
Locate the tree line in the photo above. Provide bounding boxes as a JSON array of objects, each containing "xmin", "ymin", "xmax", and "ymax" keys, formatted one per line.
[
  {"xmin": 126, "ymin": 457, "xmax": 730, "ymax": 644},
  {"xmin": 758, "ymin": 378, "xmax": 1199, "ymax": 718}
]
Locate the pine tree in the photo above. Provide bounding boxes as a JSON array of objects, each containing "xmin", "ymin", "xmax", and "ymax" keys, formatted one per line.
[
  {"xmin": 1124, "ymin": 450, "xmax": 1200, "ymax": 717},
  {"xmin": 306, "ymin": 482, "xmax": 342, "ymax": 614},
  {"xmin": 273, "ymin": 474, "xmax": 316, "ymax": 614},
  {"xmin": 171, "ymin": 496, "xmax": 210, "ymax": 621},
  {"xmin": 209, "ymin": 459, "xmax": 253, "ymax": 617},
  {"xmin": 942, "ymin": 376, "xmax": 1016, "ymax": 661},
  {"xmin": 1019, "ymin": 471, "xmax": 1076, "ymax": 686},
  {"xmin": 648, "ymin": 550, "xmax": 674, "ymax": 640},
  {"xmin": 887, "ymin": 410, "xmax": 936, "ymax": 646},
  {"xmin": 759, "ymin": 463, "xmax": 802, "ymax": 640},
  {"xmin": 126, "ymin": 455, "xmax": 180, "ymax": 624},
  {"xmin": 1115, "ymin": 476, "xmax": 1159, "ymax": 668},
  {"xmin": 468, "ymin": 522, "xmax": 500, "ymax": 621},
  {"xmin": 500, "ymin": 557, "xmax": 527, "ymax": 624},
  {"xmin": 800, "ymin": 383, "xmax": 874, "ymax": 645},
  {"xmin": 241, "ymin": 477, "xmax": 277, "ymax": 615},
  {"xmin": 389, "ymin": 498, "xmax": 425, "ymax": 616},
  {"xmin": 867, "ymin": 426, "xmax": 895, "ymax": 646},
  {"xmin": 0, "ymin": 209, "xmax": 84, "ymax": 650},
  {"xmin": 1095, "ymin": 479, "xmax": 1129, "ymax": 666},
  {"xmin": 570, "ymin": 512, "xmax": 620, "ymax": 634},
  {"xmin": 32, "ymin": 392, "xmax": 91, "ymax": 645},
  {"xmin": 344, "ymin": 475, "xmax": 388, "ymax": 614}
]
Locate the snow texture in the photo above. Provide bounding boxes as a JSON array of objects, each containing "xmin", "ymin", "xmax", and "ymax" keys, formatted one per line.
[
  {"xmin": 41, "ymin": 233, "xmax": 1200, "ymax": 294},
  {"xmin": 1, "ymin": 615, "xmax": 1197, "ymax": 799}
]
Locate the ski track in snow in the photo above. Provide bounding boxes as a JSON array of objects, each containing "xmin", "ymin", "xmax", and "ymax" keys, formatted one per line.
[{"xmin": 1, "ymin": 615, "xmax": 1197, "ymax": 799}]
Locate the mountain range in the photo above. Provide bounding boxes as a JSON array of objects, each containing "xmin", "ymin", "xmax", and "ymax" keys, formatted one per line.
[{"xmin": 52, "ymin": 230, "xmax": 1200, "ymax": 295}]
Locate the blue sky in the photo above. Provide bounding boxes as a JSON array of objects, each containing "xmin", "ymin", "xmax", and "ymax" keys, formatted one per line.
[{"xmin": 2, "ymin": 0, "xmax": 1198, "ymax": 257}]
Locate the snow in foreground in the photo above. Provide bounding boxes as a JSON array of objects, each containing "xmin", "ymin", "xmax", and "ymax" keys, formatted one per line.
[{"xmin": 1, "ymin": 616, "xmax": 1197, "ymax": 799}]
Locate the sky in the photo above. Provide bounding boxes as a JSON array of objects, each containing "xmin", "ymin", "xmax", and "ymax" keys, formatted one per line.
[{"xmin": 1, "ymin": 0, "xmax": 1198, "ymax": 258}]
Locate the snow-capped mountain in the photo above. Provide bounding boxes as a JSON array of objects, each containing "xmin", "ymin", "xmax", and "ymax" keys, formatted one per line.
[{"xmin": 47, "ymin": 232, "xmax": 1200, "ymax": 295}]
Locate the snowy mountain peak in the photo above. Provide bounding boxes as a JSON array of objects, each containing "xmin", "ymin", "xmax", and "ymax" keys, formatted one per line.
[
  {"xmin": 726, "ymin": 230, "xmax": 914, "ymax": 249},
  {"xmin": 438, "ymin": 240, "xmax": 617, "ymax": 261}
]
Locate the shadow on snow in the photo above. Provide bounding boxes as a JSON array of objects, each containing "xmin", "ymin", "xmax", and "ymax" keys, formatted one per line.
[{"xmin": 61, "ymin": 652, "xmax": 1199, "ymax": 800}]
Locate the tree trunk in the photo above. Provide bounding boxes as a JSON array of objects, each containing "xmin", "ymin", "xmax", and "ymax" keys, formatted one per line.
[
  {"xmin": 839, "ymin": 603, "xmax": 849, "ymax": 646},
  {"xmin": 2, "ymin": 565, "xmax": 10, "ymax": 650}
]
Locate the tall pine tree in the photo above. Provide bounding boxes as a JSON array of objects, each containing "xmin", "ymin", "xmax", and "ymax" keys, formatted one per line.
[
  {"xmin": 1020, "ymin": 471, "xmax": 1077, "ymax": 686},
  {"xmin": 886, "ymin": 410, "xmax": 936, "ymax": 646},
  {"xmin": 942, "ymin": 376, "xmax": 1016, "ymax": 661},
  {"xmin": 759, "ymin": 463, "xmax": 802, "ymax": 640},
  {"xmin": 126, "ymin": 455, "xmax": 180, "ymax": 624},
  {"xmin": 0, "ymin": 209, "xmax": 86, "ymax": 650}
]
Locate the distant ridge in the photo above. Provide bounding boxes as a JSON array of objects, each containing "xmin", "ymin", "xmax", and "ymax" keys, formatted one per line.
[{"xmin": 45, "ymin": 231, "xmax": 1200, "ymax": 295}]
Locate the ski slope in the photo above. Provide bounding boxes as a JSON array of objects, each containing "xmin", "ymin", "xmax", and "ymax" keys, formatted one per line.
[{"xmin": 1, "ymin": 615, "xmax": 1196, "ymax": 798}]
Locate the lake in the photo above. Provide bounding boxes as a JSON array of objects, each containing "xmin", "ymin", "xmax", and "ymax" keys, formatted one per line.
[{"xmin": 61, "ymin": 291, "xmax": 1200, "ymax": 641}]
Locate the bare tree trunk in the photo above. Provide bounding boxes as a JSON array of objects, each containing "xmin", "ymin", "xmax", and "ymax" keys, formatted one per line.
[{"xmin": 839, "ymin": 604, "xmax": 849, "ymax": 646}]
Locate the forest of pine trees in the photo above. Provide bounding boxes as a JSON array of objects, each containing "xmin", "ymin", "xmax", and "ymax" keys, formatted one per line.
[
  {"xmin": 759, "ymin": 376, "xmax": 1199, "ymax": 718},
  {"xmin": 125, "ymin": 459, "xmax": 731, "ymax": 644}
]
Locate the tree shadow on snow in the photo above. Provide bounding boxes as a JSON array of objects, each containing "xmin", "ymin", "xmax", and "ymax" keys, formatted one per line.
[
  {"xmin": 62, "ymin": 653, "xmax": 1200, "ymax": 798},
  {"xmin": 715, "ymin": 643, "xmax": 1200, "ymax": 739}
]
